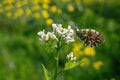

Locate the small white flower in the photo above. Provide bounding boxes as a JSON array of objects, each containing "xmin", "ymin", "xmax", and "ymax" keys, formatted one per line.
[
  {"xmin": 38, "ymin": 30, "xmax": 58, "ymax": 41},
  {"xmin": 52, "ymin": 24, "xmax": 63, "ymax": 32},
  {"xmin": 70, "ymin": 57, "xmax": 76, "ymax": 61},
  {"xmin": 50, "ymin": 32, "xmax": 58, "ymax": 41},
  {"xmin": 57, "ymin": 28, "xmax": 68, "ymax": 36},
  {"xmin": 67, "ymin": 52, "xmax": 77, "ymax": 61},
  {"xmin": 38, "ymin": 30, "xmax": 48, "ymax": 41},
  {"xmin": 57, "ymin": 24, "xmax": 62, "ymax": 29},
  {"xmin": 63, "ymin": 25, "xmax": 75, "ymax": 43},
  {"xmin": 71, "ymin": 57, "xmax": 74, "ymax": 61},
  {"xmin": 52, "ymin": 24, "xmax": 58, "ymax": 32},
  {"xmin": 45, "ymin": 32, "xmax": 52, "ymax": 41},
  {"xmin": 69, "ymin": 52, "xmax": 74, "ymax": 57},
  {"xmin": 40, "ymin": 34, "xmax": 48, "ymax": 41},
  {"xmin": 73, "ymin": 57, "xmax": 76, "ymax": 60},
  {"xmin": 38, "ymin": 29, "xmax": 45, "ymax": 36},
  {"xmin": 65, "ymin": 36, "xmax": 75, "ymax": 43},
  {"xmin": 67, "ymin": 54, "xmax": 70, "ymax": 59},
  {"xmin": 56, "ymin": 24, "xmax": 68, "ymax": 35},
  {"xmin": 38, "ymin": 24, "xmax": 75, "ymax": 43},
  {"xmin": 52, "ymin": 24, "xmax": 69, "ymax": 37},
  {"xmin": 68, "ymin": 25, "xmax": 71, "ymax": 30},
  {"xmin": 67, "ymin": 52, "xmax": 73, "ymax": 59},
  {"xmin": 68, "ymin": 25, "xmax": 75, "ymax": 35}
]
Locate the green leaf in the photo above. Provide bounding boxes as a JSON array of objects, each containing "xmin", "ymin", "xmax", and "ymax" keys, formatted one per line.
[
  {"xmin": 64, "ymin": 61, "xmax": 80, "ymax": 71},
  {"xmin": 41, "ymin": 64, "xmax": 51, "ymax": 80}
]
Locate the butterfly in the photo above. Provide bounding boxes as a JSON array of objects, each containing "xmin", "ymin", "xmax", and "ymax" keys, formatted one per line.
[
  {"xmin": 69, "ymin": 21, "xmax": 104, "ymax": 47},
  {"xmin": 74, "ymin": 27, "xmax": 104, "ymax": 47}
]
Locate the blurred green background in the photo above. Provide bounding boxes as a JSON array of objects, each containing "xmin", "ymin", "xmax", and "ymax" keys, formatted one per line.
[{"xmin": 0, "ymin": 0, "xmax": 120, "ymax": 80}]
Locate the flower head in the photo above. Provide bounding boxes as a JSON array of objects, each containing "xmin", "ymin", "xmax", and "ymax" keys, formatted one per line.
[
  {"xmin": 93, "ymin": 60, "xmax": 103, "ymax": 70},
  {"xmin": 50, "ymin": 32, "xmax": 58, "ymax": 41},
  {"xmin": 84, "ymin": 47, "xmax": 96, "ymax": 57},
  {"xmin": 80, "ymin": 57, "xmax": 90, "ymax": 67},
  {"xmin": 52, "ymin": 24, "xmax": 75, "ymax": 43},
  {"xmin": 67, "ymin": 52, "xmax": 77, "ymax": 62},
  {"xmin": 65, "ymin": 35, "xmax": 75, "ymax": 43},
  {"xmin": 38, "ymin": 29, "xmax": 45, "ymax": 37},
  {"xmin": 38, "ymin": 30, "xmax": 58, "ymax": 41},
  {"xmin": 52, "ymin": 24, "xmax": 68, "ymax": 36}
]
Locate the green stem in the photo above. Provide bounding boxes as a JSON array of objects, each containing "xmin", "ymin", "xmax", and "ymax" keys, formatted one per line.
[
  {"xmin": 53, "ymin": 52, "xmax": 59, "ymax": 80},
  {"xmin": 53, "ymin": 37, "xmax": 61, "ymax": 80}
]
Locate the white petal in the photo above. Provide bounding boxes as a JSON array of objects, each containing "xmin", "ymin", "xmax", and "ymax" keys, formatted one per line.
[
  {"xmin": 52, "ymin": 24, "xmax": 57, "ymax": 31},
  {"xmin": 37, "ymin": 29, "xmax": 45, "ymax": 36},
  {"xmin": 71, "ymin": 57, "xmax": 74, "ymax": 61},
  {"xmin": 73, "ymin": 57, "xmax": 76, "ymax": 60},
  {"xmin": 69, "ymin": 52, "xmax": 74, "ymax": 57},
  {"xmin": 68, "ymin": 25, "xmax": 71, "ymax": 29}
]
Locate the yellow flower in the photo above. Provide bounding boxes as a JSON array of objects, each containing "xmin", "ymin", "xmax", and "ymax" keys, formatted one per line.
[
  {"xmin": 42, "ymin": 3, "xmax": 49, "ymax": 9},
  {"xmin": 0, "ymin": 8, "xmax": 3, "ymax": 13},
  {"xmin": 6, "ymin": 12, "xmax": 12, "ymax": 18},
  {"xmin": 74, "ymin": 50, "xmax": 83, "ymax": 59},
  {"xmin": 43, "ymin": 0, "xmax": 50, "ymax": 4},
  {"xmin": 67, "ymin": 4, "xmax": 74, "ymax": 12},
  {"xmin": 84, "ymin": 47, "xmax": 96, "ymax": 57},
  {"xmin": 73, "ymin": 43, "xmax": 83, "ymax": 49},
  {"xmin": 93, "ymin": 60, "xmax": 103, "ymax": 70},
  {"xmin": 75, "ymin": 0, "xmax": 81, "ymax": 5},
  {"xmin": 50, "ymin": 5, "xmax": 57, "ymax": 13},
  {"xmin": 17, "ymin": 9, "xmax": 24, "ymax": 16},
  {"xmin": 57, "ymin": 9, "xmax": 62, "ymax": 14},
  {"xmin": 72, "ymin": 43, "xmax": 83, "ymax": 58},
  {"xmin": 80, "ymin": 57, "xmax": 90, "ymax": 67},
  {"xmin": 110, "ymin": 78, "xmax": 116, "ymax": 80},
  {"xmin": 22, "ymin": 0, "xmax": 28, "ymax": 6},
  {"xmin": 31, "ymin": 5, "xmax": 40, "ymax": 11},
  {"xmin": 39, "ymin": 0, "xmax": 43, "ymax": 4},
  {"xmin": 3, "ymin": 0, "xmax": 15, "ymax": 4},
  {"xmin": 5, "ymin": 5, "xmax": 13, "ymax": 11},
  {"xmin": 14, "ymin": 9, "xmax": 24, "ymax": 18},
  {"xmin": 16, "ymin": 2, "xmax": 23, "ymax": 8},
  {"xmin": 46, "ymin": 18, "xmax": 53, "ymax": 25},
  {"xmin": 42, "ymin": 10, "xmax": 49, "ymax": 19},
  {"xmin": 34, "ymin": 12, "xmax": 40, "ymax": 19},
  {"xmin": 25, "ymin": 8, "xmax": 31, "ymax": 16},
  {"xmin": 33, "ymin": 0, "xmax": 40, "ymax": 4}
]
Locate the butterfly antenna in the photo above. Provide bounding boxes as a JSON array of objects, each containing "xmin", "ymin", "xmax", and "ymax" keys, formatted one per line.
[{"xmin": 69, "ymin": 21, "xmax": 81, "ymax": 35}]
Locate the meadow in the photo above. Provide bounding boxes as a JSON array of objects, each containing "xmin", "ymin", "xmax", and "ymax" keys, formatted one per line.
[{"xmin": 0, "ymin": 0, "xmax": 120, "ymax": 80}]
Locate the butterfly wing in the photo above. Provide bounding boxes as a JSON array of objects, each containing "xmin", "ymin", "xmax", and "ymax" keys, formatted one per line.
[{"xmin": 77, "ymin": 29, "xmax": 104, "ymax": 47}]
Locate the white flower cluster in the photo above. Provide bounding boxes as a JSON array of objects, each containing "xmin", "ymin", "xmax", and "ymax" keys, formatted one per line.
[
  {"xmin": 67, "ymin": 52, "xmax": 76, "ymax": 62},
  {"xmin": 38, "ymin": 29, "xmax": 58, "ymax": 41},
  {"xmin": 52, "ymin": 24, "xmax": 75, "ymax": 43},
  {"xmin": 38, "ymin": 23, "xmax": 75, "ymax": 43}
]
